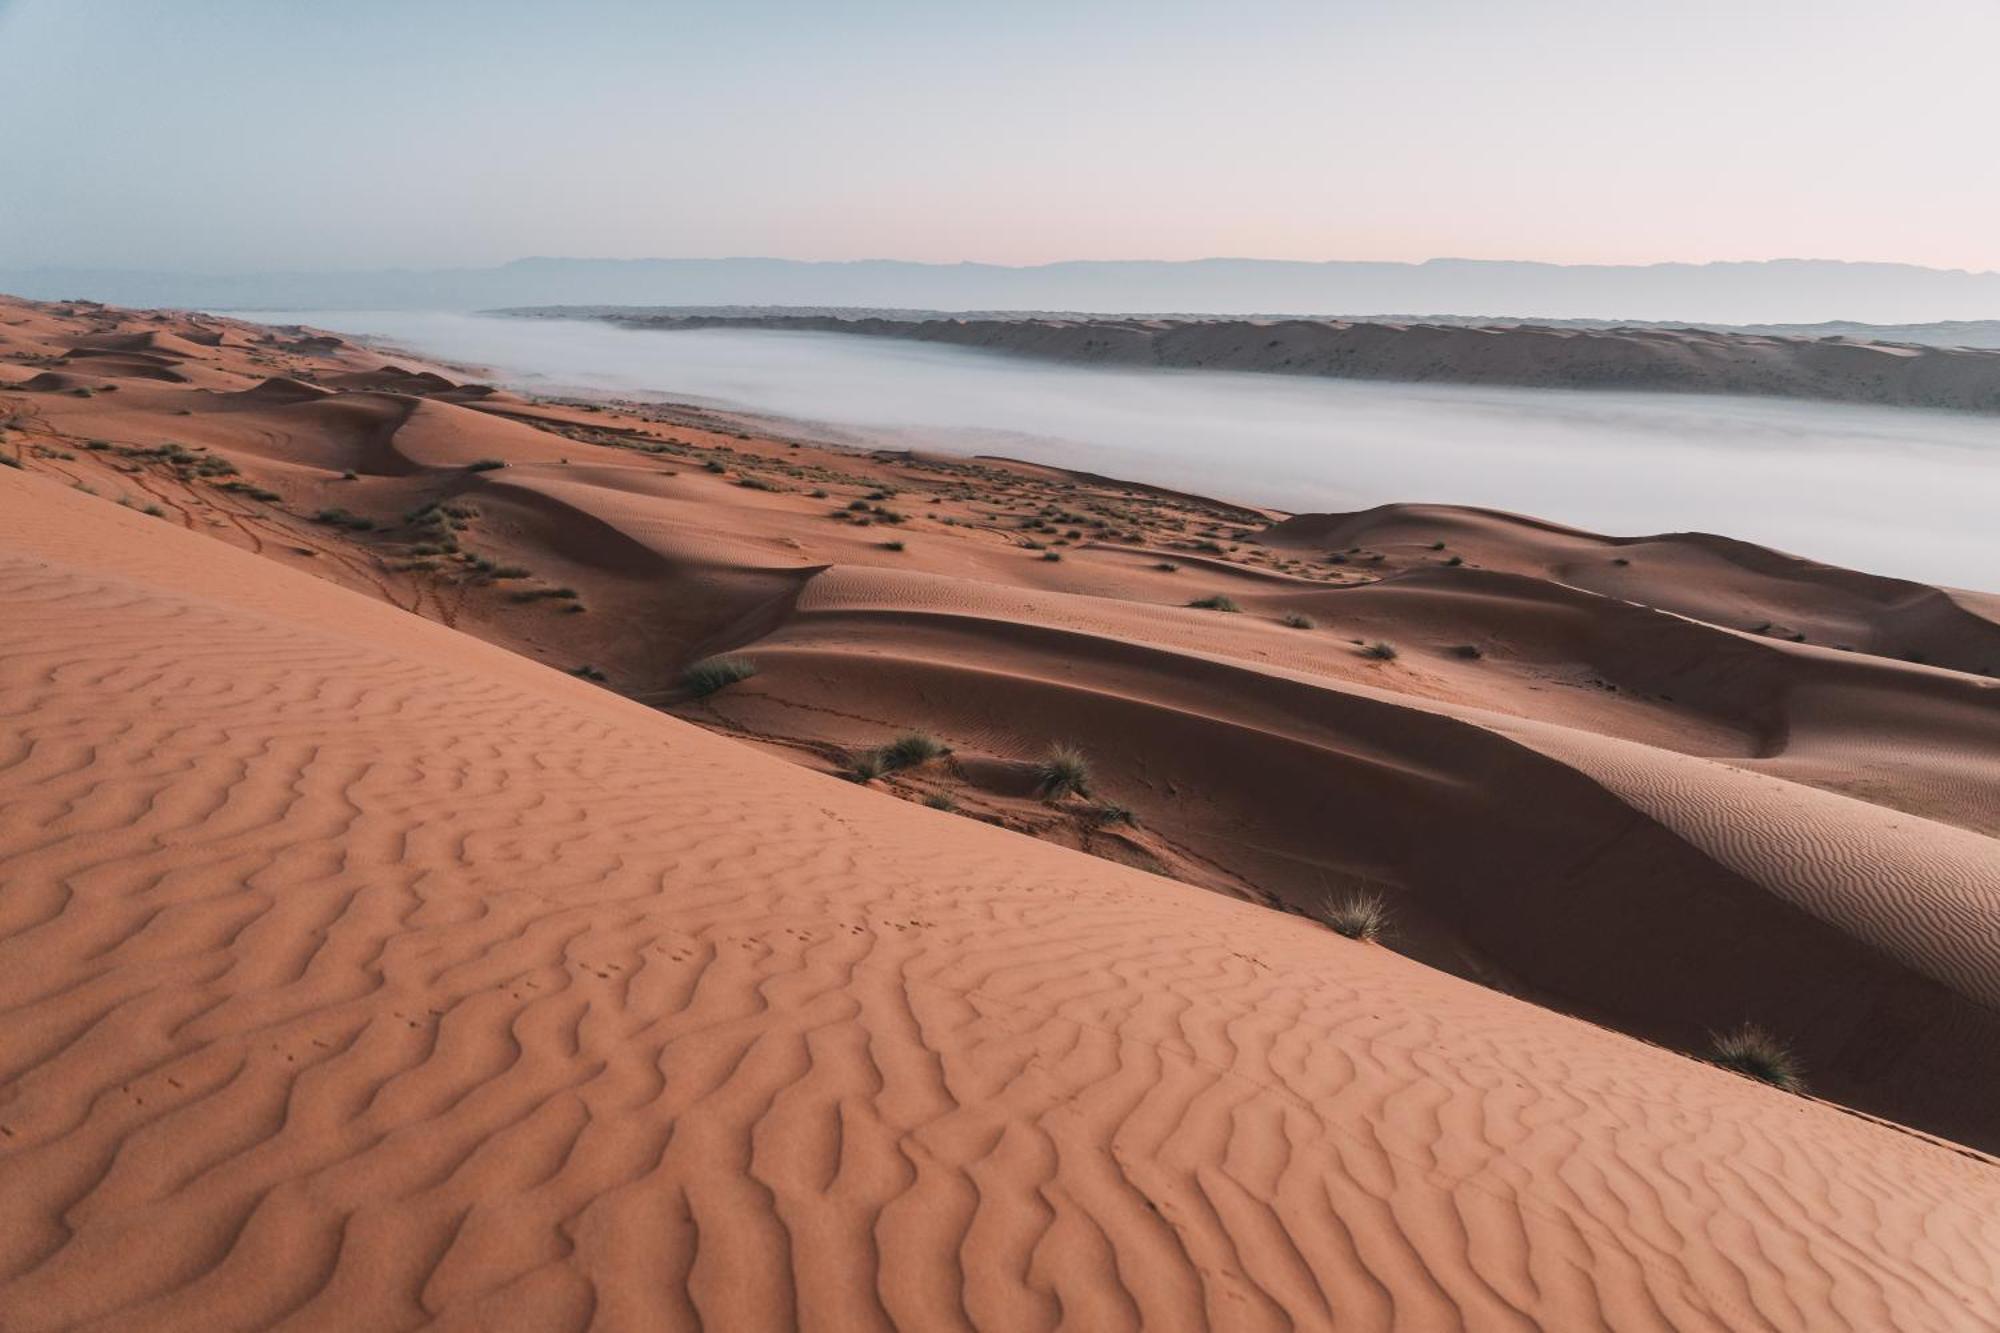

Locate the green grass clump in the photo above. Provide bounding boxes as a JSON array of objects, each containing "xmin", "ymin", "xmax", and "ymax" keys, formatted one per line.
[
  {"xmin": 848, "ymin": 750, "xmax": 886, "ymax": 783},
  {"xmin": 681, "ymin": 655, "xmax": 757, "ymax": 697},
  {"xmin": 1314, "ymin": 890, "xmax": 1388, "ymax": 942},
  {"xmin": 1188, "ymin": 595, "xmax": 1239, "ymax": 612},
  {"xmin": 1361, "ymin": 641, "xmax": 1399, "ymax": 660},
  {"xmin": 1041, "ymin": 550, "xmax": 1063, "ymax": 562},
  {"xmin": 312, "ymin": 507, "xmax": 376, "ymax": 531},
  {"xmin": 1707, "ymin": 1024, "xmax": 1805, "ymax": 1092},
  {"xmin": 1034, "ymin": 744, "xmax": 1092, "ymax": 800},
  {"xmin": 880, "ymin": 731, "xmax": 948, "ymax": 770}
]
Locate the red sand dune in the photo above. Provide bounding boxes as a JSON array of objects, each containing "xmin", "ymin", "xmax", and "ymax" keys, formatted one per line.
[{"xmin": 3, "ymin": 295, "xmax": 1999, "ymax": 1328}]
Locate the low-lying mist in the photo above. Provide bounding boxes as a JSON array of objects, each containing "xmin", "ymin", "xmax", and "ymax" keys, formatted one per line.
[{"xmin": 240, "ymin": 310, "xmax": 2000, "ymax": 590}]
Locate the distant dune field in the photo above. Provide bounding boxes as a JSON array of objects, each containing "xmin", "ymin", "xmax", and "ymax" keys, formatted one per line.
[{"xmin": 532, "ymin": 308, "xmax": 2000, "ymax": 412}]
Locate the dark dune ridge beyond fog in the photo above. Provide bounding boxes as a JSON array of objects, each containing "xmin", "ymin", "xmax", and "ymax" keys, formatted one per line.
[
  {"xmin": 556, "ymin": 310, "xmax": 2000, "ymax": 413},
  {"xmin": 238, "ymin": 310, "xmax": 2000, "ymax": 590}
]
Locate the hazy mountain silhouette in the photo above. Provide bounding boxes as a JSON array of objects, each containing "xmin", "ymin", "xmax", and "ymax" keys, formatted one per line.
[{"xmin": 7, "ymin": 256, "xmax": 2000, "ymax": 324}]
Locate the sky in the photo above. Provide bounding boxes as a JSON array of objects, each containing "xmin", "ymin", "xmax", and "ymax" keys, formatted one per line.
[{"xmin": 2, "ymin": 0, "xmax": 1997, "ymax": 273}]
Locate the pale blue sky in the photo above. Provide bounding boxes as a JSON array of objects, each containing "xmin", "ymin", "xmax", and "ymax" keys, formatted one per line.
[{"xmin": 3, "ymin": 0, "xmax": 1995, "ymax": 272}]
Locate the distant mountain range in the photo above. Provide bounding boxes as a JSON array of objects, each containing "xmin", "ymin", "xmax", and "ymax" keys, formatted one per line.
[{"xmin": 7, "ymin": 256, "xmax": 2000, "ymax": 325}]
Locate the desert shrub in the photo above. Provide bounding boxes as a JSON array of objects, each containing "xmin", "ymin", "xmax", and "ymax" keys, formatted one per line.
[
  {"xmin": 1188, "ymin": 595, "xmax": 1239, "ymax": 612},
  {"xmin": 880, "ymin": 540, "xmax": 906, "ymax": 551},
  {"xmin": 1281, "ymin": 613, "xmax": 1315, "ymax": 629},
  {"xmin": 1450, "ymin": 644, "xmax": 1484, "ymax": 660},
  {"xmin": 312, "ymin": 507, "xmax": 376, "ymax": 531},
  {"xmin": 703, "ymin": 459, "xmax": 727, "ymax": 474},
  {"xmin": 1034, "ymin": 744, "xmax": 1092, "ymax": 800},
  {"xmin": 1041, "ymin": 550, "xmax": 1062, "ymax": 562},
  {"xmin": 1081, "ymin": 800, "xmax": 1134, "ymax": 826},
  {"xmin": 922, "ymin": 790, "xmax": 959, "ymax": 811},
  {"xmin": 1314, "ymin": 890, "xmax": 1388, "ymax": 942},
  {"xmin": 848, "ymin": 750, "xmax": 886, "ymax": 782},
  {"xmin": 1707, "ymin": 1024, "xmax": 1805, "ymax": 1092},
  {"xmin": 681, "ymin": 655, "xmax": 757, "ymax": 697},
  {"xmin": 1155, "ymin": 562, "xmax": 1180, "ymax": 573},
  {"xmin": 880, "ymin": 731, "xmax": 948, "ymax": 770},
  {"xmin": 466, "ymin": 458, "xmax": 507, "ymax": 472},
  {"xmin": 1362, "ymin": 641, "xmax": 1398, "ymax": 660},
  {"xmin": 569, "ymin": 664, "xmax": 609, "ymax": 682}
]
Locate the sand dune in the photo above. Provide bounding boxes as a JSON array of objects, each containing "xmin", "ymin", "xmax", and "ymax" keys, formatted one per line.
[
  {"xmin": 525, "ymin": 309, "xmax": 2000, "ymax": 412},
  {"xmin": 4, "ymin": 293, "xmax": 2000, "ymax": 1326},
  {"xmin": 6, "ymin": 427, "xmax": 2000, "ymax": 1331}
]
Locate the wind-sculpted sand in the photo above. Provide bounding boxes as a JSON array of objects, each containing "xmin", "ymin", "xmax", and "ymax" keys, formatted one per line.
[
  {"xmin": 6, "ymin": 433, "xmax": 2000, "ymax": 1331},
  {"xmin": 3, "ymin": 295, "xmax": 1999, "ymax": 1327}
]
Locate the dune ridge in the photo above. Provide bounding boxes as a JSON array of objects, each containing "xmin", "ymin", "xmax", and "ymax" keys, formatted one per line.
[{"xmin": 532, "ymin": 309, "xmax": 2000, "ymax": 412}]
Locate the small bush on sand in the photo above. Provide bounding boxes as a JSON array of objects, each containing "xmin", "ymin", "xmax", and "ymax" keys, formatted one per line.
[
  {"xmin": 1081, "ymin": 800, "xmax": 1134, "ymax": 826},
  {"xmin": 1314, "ymin": 890, "xmax": 1388, "ymax": 942},
  {"xmin": 880, "ymin": 540, "xmax": 905, "ymax": 551},
  {"xmin": 1155, "ymin": 562, "xmax": 1180, "ymax": 573},
  {"xmin": 922, "ymin": 790, "xmax": 959, "ymax": 811},
  {"xmin": 1188, "ymin": 595, "xmax": 1240, "ymax": 612},
  {"xmin": 1034, "ymin": 744, "xmax": 1092, "ymax": 800},
  {"xmin": 1361, "ymin": 641, "xmax": 1399, "ymax": 660},
  {"xmin": 1281, "ymin": 613, "xmax": 1315, "ymax": 629},
  {"xmin": 848, "ymin": 750, "xmax": 886, "ymax": 782},
  {"xmin": 1041, "ymin": 550, "xmax": 1063, "ymax": 562},
  {"xmin": 569, "ymin": 664, "xmax": 609, "ymax": 682},
  {"xmin": 681, "ymin": 655, "xmax": 757, "ymax": 697},
  {"xmin": 466, "ymin": 458, "xmax": 507, "ymax": 472},
  {"xmin": 1707, "ymin": 1024, "xmax": 1805, "ymax": 1092},
  {"xmin": 881, "ymin": 731, "xmax": 948, "ymax": 770},
  {"xmin": 1451, "ymin": 643, "xmax": 1483, "ymax": 660}
]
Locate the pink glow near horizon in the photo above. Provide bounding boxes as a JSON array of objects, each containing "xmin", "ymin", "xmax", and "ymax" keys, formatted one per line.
[{"xmin": 2, "ymin": 0, "xmax": 1996, "ymax": 273}]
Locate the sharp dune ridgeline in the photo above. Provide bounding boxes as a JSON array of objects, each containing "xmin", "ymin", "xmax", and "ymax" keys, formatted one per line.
[
  {"xmin": 3, "ymin": 293, "xmax": 2000, "ymax": 1330},
  {"xmin": 524, "ymin": 307, "xmax": 2000, "ymax": 411}
]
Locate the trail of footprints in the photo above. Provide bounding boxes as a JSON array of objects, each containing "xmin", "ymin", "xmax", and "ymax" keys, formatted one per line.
[{"xmin": 0, "ymin": 515, "xmax": 1997, "ymax": 1331}]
